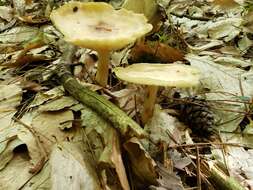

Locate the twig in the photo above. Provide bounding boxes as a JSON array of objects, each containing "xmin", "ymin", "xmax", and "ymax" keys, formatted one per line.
[
  {"xmin": 170, "ymin": 12, "xmax": 211, "ymax": 21},
  {"xmin": 0, "ymin": 135, "xmax": 17, "ymax": 144},
  {"xmin": 165, "ymin": 130, "xmax": 211, "ymax": 186},
  {"xmin": 169, "ymin": 142, "xmax": 252, "ymax": 149},
  {"xmin": 196, "ymin": 146, "xmax": 201, "ymax": 190}
]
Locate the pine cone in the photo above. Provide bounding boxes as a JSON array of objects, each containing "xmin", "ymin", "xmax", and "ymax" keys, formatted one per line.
[{"xmin": 176, "ymin": 97, "xmax": 215, "ymax": 136}]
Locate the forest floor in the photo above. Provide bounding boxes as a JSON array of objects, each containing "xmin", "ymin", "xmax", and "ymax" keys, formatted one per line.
[{"xmin": 0, "ymin": 0, "xmax": 253, "ymax": 189}]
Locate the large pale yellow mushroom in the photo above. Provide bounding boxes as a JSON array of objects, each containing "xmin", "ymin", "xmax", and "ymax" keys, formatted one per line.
[
  {"xmin": 114, "ymin": 63, "xmax": 201, "ymax": 124},
  {"xmin": 50, "ymin": 2, "xmax": 152, "ymax": 87}
]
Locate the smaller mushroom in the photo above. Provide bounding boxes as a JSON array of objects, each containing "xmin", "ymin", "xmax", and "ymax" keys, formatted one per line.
[
  {"xmin": 114, "ymin": 63, "xmax": 201, "ymax": 124},
  {"xmin": 50, "ymin": 2, "xmax": 152, "ymax": 87}
]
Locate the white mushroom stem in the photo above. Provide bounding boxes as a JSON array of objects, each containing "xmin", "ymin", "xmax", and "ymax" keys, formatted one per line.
[
  {"xmin": 96, "ymin": 50, "xmax": 110, "ymax": 87},
  {"xmin": 141, "ymin": 85, "xmax": 159, "ymax": 124}
]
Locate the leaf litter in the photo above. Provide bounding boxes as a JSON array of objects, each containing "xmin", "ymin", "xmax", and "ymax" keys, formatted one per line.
[{"xmin": 0, "ymin": 0, "xmax": 253, "ymax": 189}]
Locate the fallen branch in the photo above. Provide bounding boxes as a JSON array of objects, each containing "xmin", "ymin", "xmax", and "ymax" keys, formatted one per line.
[{"xmin": 56, "ymin": 44, "xmax": 146, "ymax": 138}]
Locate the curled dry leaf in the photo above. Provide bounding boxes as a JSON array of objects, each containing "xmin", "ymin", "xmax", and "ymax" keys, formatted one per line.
[
  {"xmin": 0, "ymin": 138, "xmax": 23, "ymax": 170},
  {"xmin": 0, "ymin": 152, "xmax": 34, "ymax": 190},
  {"xmin": 124, "ymin": 137, "xmax": 158, "ymax": 186},
  {"xmin": 2, "ymin": 149, "xmax": 51, "ymax": 189},
  {"xmin": 110, "ymin": 87, "xmax": 143, "ymax": 117},
  {"xmin": 185, "ymin": 54, "xmax": 253, "ymax": 132}
]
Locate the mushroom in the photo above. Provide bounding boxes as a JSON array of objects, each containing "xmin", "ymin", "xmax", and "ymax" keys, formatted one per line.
[
  {"xmin": 50, "ymin": 2, "xmax": 152, "ymax": 87},
  {"xmin": 113, "ymin": 63, "xmax": 201, "ymax": 124}
]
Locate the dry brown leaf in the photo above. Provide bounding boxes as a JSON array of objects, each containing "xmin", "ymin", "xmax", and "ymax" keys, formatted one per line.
[
  {"xmin": 124, "ymin": 137, "xmax": 158, "ymax": 186},
  {"xmin": 25, "ymin": 0, "xmax": 32, "ymax": 5},
  {"xmin": 110, "ymin": 87, "xmax": 143, "ymax": 117},
  {"xmin": 31, "ymin": 110, "xmax": 74, "ymax": 154},
  {"xmin": 212, "ymin": 0, "xmax": 240, "ymax": 9},
  {"xmin": 50, "ymin": 143, "xmax": 101, "ymax": 190},
  {"xmin": 0, "ymin": 153, "xmax": 34, "ymax": 190},
  {"xmin": 150, "ymin": 163, "xmax": 184, "ymax": 190},
  {"xmin": 18, "ymin": 15, "xmax": 49, "ymax": 24},
  {"xmin": 2, "ymin": 51, "xmax": 48, "ymax": 68},
  {"xmin": 130, "ymin": 41, "xmax": 184, "ymax": 63},
  {"xmin": 0, "ymin": 84, "xmax": 22, "ymax": 130},
  {"xmin": 29, "ymin": 86, "xmax": 64, "ymax": 108},
  {"xmin": 99, "ymin": 127, "xmax": 130, "ymax": 190},
  {"xmin": 20, "ymin": 80, "xmax": 47, "ymax": 92},
  {"xmin": 38, "ymin": 96, "xmax": 78, "ymax": 112},
  {"xmin": 0, "ymin": 6, "xmax": 13, "ymax": 22},
  {"xmin": 244, "ymin": 11, "xmax": 253, "ymax": 32}
]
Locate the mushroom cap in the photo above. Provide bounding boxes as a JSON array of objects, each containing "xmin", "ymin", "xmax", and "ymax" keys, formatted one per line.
[
  {"xmin": 50, "ymin": 2, "xmax": 152, "ymax": 51},
  {"xmin": 114, "ymin": 63, "xmax": 201, "ymax": 87}
]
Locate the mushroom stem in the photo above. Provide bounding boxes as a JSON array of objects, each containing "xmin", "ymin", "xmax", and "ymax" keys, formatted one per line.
[
  {"xmin": 96, "ymin": 50, "xmax": 110, "ymax": 87},
  {"xmin": 141, "ymin": 85, "xmax": 159, "ymax": 124}
]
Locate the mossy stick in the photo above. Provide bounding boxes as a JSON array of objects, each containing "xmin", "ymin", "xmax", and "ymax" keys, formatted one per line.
[
  {"xmin": 208, "ymin": 165, "xmax": 245, "ymax": 190},
  {"xmin": 202, "ymin": 162, "xmax": 245, "ymax": 190},
  {"xmin": 57, "ymin": 44, "xmax": 145, "ymax": 138}
]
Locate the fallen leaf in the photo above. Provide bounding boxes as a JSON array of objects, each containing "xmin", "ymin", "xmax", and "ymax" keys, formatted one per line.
[
  {"xmin": 0, "ymin": 138, "xmax": 23, "ymax": 170},
  {"xmin": 20, "ymin": 80, "xmax": 47, "ymax": 92},
  {"xmin": 149, "ymin": 162, "xmax": 184, "ymax": 190},
  {"xmin": 0, "ymin": 6, "xmax": 13, "ymax": 22},
  {"xmin": 0, "ymin": 84, "xmax": 22, "ymax": 130},
  {"xmin": 50, "ymin": 143, "xmax": 101, "ymax": 190},
  {"xmin": 0, "ymin": 152, "xmax": 34, "ymax": 190},
  {"xmin": 30, "ymin": 110, "xmax": 74, "ymax": 153},
  {"xmin": 29, "ymin": 86, "xmax": 64, "ymax": 108},
  {"xmin": 0, "ymin": 26, "xmax": 39, "ymax": 44},
  {"xmin": 130, "ymin": 41, "xmax": 184, "ymax": 63},
  {"xmin": 38, "ymin": 96, "xmax": 78, "ymax": 112},
  {"xmin": 185, "ymin": 54, "xmax": 253, "ymax": 132},
  {"xmin": 212, "ymin": 0, "xmax": 240, "ymax": 9},
  {"xmin": 193, "ymin": 18, "xmax": 243, "ymax": 41},
  {"xmin": 124, "ymin": 137, "xmax": 158, "ymax": 186},
  {"xmin": 81, "ymin": 105, "xmax": 130, "ymax": 190},
  {"xmin": 144, "ymin": 106, "xmax": 185, "ymax": 145}
]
